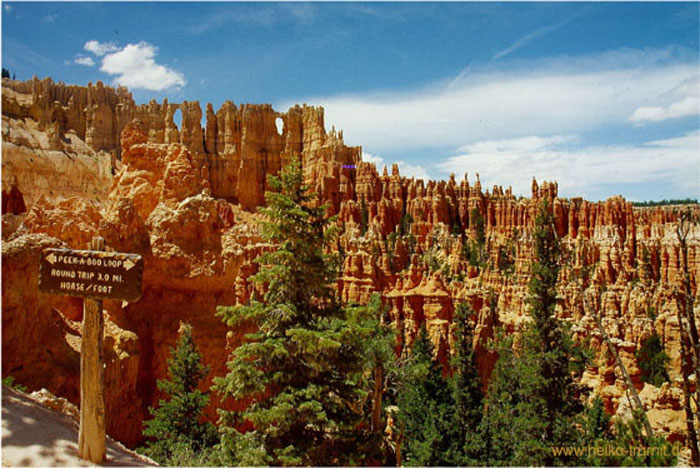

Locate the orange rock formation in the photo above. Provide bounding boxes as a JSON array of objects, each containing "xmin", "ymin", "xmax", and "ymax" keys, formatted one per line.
[{"xmin": 2, "ymin": 77, "xmax": 698, "ymax": 447}]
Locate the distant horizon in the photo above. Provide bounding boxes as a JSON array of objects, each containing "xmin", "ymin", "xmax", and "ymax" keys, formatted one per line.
[{"xmin": 3, "ymin": 2, "xmax": 698, "ymax": 202}]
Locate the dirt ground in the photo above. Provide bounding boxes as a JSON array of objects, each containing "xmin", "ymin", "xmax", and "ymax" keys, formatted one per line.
[{"xmin": 1, "ymin": 385, "xmax": 156, "ymax": 467}]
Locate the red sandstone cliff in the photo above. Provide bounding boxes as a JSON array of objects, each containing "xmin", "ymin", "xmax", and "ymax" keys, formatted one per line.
[{"xmin": 2, "ymin": 77, "xmax": 698, "ymax": 447}]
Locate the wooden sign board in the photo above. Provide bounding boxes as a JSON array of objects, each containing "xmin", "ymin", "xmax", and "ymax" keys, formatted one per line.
[{"xmin": 39, "ymin": 248, "xmax": 144, "ymax": 302}]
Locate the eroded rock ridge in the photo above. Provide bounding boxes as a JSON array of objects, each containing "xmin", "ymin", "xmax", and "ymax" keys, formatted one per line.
[{"xmin": 2, "ymin": 77, "xmax": 698, "ymax": 448}]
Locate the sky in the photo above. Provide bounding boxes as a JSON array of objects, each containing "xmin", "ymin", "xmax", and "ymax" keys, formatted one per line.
[{"xmin": 2, "ymin": 2, "xmax": 699, "ymax": 201}]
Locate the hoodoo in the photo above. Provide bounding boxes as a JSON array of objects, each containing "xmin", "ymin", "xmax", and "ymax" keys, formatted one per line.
[{"xmin": 2, "ymin": 77, "xmax": 698, "ymax": 450}]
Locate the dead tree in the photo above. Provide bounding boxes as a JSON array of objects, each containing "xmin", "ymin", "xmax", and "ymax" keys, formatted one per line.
[
  {"xmin": 675, "ymin": 296, "xmax": 700, "ymax": 466},
  {"xmin": 675, "ymin": 209, "xmax": 700, "ymax": 466}
]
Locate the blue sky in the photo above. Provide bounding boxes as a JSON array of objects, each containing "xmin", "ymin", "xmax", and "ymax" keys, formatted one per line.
[{"xmin": 2, "ymin": 2, "xmax": 698, "ymax": 201}]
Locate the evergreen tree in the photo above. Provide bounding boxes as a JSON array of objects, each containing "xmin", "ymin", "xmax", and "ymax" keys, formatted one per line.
[
  {"xmin": 140, "ymin": 323, "xmax": 217, "ymax": 465},
  {"xmin": 360, "ymin": 197, "xmax": 369, "ymax": 235},
  {"xmin": 610, "ymin": 410, "xmax": 677, "ymax": 466},
  {"xmin": 399, "ymin": 212, "xmax": 413, "ymax": 236},
  {"xmin": 449, "ymin": 302, "xmax": 485, "ymax": 465},
  {"xmin": 482, "ymin": 201, "xmax": 588, "ymax": 466},
  {"xmin": 470, "ymin": 207, "xmax": 485, "ymax": 247},
  {"xmin": 641, "ymin": 245, "xmax": 654, "ymax": 283},
  {"xmin": 347, "ymin": 293, "xmax": 398, "ymax": 464},
  {"xmin": 636, "ymin": 332, "xmax": 670, "ymax": 387},
  {"xmin": 581, "ymin": 396, "xmax": 613, "ymax": 466},
  {"xmin": 581, "ymin": 397, "xmax": 678, "ymax": 466},
  {"xmin": 397, "ymin": 326, "xmax": 457, "ymax": 466},
  {"xmin": 215, "ymin": 157, "xmax": 380, "ymax": 465}
]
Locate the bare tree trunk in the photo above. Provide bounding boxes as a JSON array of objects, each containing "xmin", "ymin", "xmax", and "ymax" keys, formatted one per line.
[
  {"xmin": 676, "ymin": 212, "xmax": 700, "ymax": 465},
  {"xmin": 371, "ymin": 364, "xmax": 383, "ymax": 432},
  {"xmin": 583, "ymin": 293, "xmax": 654, "ymax": 440},
  {"xmin": 678, "ymin": 219, "xmax": 700, "ymax": 403},
  {"xmin": 676, "ymin": 302, "xmax": 700, "ymax": 466}
]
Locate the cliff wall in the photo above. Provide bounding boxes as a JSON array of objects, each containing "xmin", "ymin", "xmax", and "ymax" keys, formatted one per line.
[{"xmin": 2, "ymin": 77, "xmax": 360, "ymax": 210}]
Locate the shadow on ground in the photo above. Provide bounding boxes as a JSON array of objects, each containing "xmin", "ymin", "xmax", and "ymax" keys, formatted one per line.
[{"xmin": 2, "ymin": 385, "xmax": 156, "ymax": 466}]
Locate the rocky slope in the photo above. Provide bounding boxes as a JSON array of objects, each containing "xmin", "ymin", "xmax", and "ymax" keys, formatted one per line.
[{"xmin": 2, "ymin": 77, "xmax": 698, "ymax": 448}]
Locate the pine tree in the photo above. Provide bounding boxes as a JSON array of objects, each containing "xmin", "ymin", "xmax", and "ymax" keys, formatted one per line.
[
  {"xmin": 215, "ymin": 157, "xmax": 380, "ymax": 465},
  {"xmin": 449, "ymin": 301, "xmax": 485, "ymax": 465},
  {"xmin": 347, "ymin": 293, "xmax": 398, "ymax": 464},
  {"xmin": 470, "ymin": 207, "xmax": 485, "ymax": 247},
  {"xmin": 360, "ymin": 197, "xmax": 369, "ymax": 235},
  {"xmin": 636, "ymin": 332, "xmax": 670, "ymax": 387},
  {"xmin": 581, "ymin": 396, "xmax": 613, "ymax": 466},
  {"xmin": 140, "ymin": 323, "xmax": 217, "ymax": 465},
  {"xmin": 482, "ymin": 201, "xmax": 588, "ymax": 466},
  {"xmin": 397, "ymin": 325, "xmax": 457, "ymax": 466}
]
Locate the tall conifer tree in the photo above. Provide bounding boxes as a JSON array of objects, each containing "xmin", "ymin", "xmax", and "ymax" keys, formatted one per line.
[
  {"xmin": 397, "ymin": 326, "xmax": 457, "ymax": 466},
  {"xmin": 140, "ymin": 323, "xmax": 217, "ymax": 465},
  {"xmin": 449, "ymin": 301, "xmax": 485, "ymax": 464},
  {"xmin": 215, "ymin": 157, "xmax": 379, "ymax": 465},
  {"xmin": 482, "ymin": 201, "xmax": 587, "ymax": 466}
]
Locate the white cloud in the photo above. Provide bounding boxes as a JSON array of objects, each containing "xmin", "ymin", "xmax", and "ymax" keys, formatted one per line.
[
  {"xmin": 493, "ymin": 16, "xmax": 572, "ymax": 61},
  {"xmin": 457, "ymin": 135, "xmax": 577, "ymax": 154},
  {"xmin": 437, "ymin": 131, "xmax": 699, "ymax": 200},
  {"xmin": 189, "ymin": 4, "xmax": 316, "ymax": 35},
  {"xmin": 395, "ymin": 160, "xmax": 431, "ymax": 181},
  {"xmin": 361, "ymin": 151, "xmax": 431, "ymax": 181},
  {"xmin": 287, "ymin": 48, "xmax": 698, "ymax": 154},
  {"xmin": 74, "ymin": 55, "xmax": 95, "ymax": 67},
  {"xmin": 3, "ymin": 4, "xmax": 11, "ymax": 12},
  {"xmin": 96, "ymin": 41, "xmax": 185, "ymax": 92},
  {"xmin": 84, "ymin": 40, "xmax": 119, "ymax": 56},
  {"xmin": 287, "ymin": 3, "xmax": 315, "ymax": 24},
  {"xmin": 630, "ymin": 74, "xmax": 700, "ymax": 123},
  {"xmin": 361, "ymin": 151, "xmax": 385, "ymax": 167},
  {"xmin": 630, "ymin": 97, "xmax": 700, "ymax": 123}
]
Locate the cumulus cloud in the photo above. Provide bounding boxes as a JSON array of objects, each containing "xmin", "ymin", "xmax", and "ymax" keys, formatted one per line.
[
  {"xmin": 84, "ymin": 40, "xmax": 119, "ymax": 56},
  {"xmin": 436, "ymin": 131, "xmax": 699, "ymax": 200},
  {"xmin": 81, "ymin": 40, "xmax": 186, "ymax": 92},
  {"xmin": 100, "ymin": 42, "xmax": 186, "ymax": 91},
  {"xmin": 73, "ymin": 55, "xmax": 95, "ymax": 67},
  {"xmin": 630, "ymin": 74, "xmax": 700, "ymax": 123},
  {"xmin": 290, "ymin": 48, "xmax": 698, "ymax": 154},
  {"xmin": 361, "ymin": 151, "xmax": 431, "ymax": 181}
]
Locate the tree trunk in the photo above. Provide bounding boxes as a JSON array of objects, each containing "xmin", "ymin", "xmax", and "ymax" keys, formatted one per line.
[
  {"xmin": 676, "ymin": 303, "xmax": 700, "ymax": 466},
  {"xmin": 371, "ymin": 364, "xmax": 383, "ymax": 432},
  {"xmin": 676, "ymin": 215, "xmax": 700, "ymax": 465}
]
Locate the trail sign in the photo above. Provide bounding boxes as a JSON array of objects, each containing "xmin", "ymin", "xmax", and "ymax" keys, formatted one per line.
[
  {"xmin": 38, "ymin": 239, "xmax": 144, "ymax": 463},
  {"xmin": 39, "ymin": 248, "xmax": 143, "ymax": 302}
]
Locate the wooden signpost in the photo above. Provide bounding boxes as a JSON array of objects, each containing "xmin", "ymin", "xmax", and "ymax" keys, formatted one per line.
[{"xmin": 39, "ymin": 237, "xmax": 143, "ymax": 463}]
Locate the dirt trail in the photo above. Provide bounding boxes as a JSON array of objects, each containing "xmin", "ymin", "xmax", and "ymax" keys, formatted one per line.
[{"xmin": 2, "ymin": 385, "xmax": 156, "ymax": 467}]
